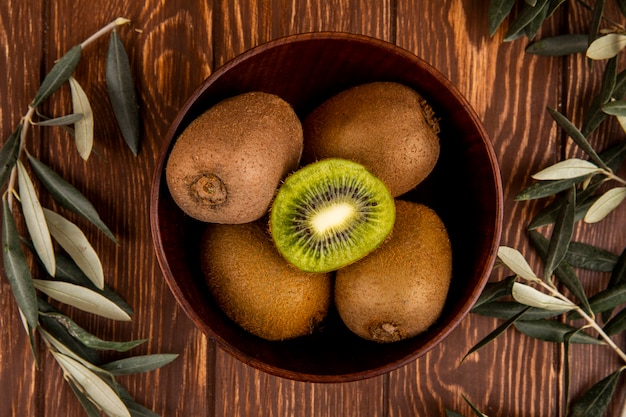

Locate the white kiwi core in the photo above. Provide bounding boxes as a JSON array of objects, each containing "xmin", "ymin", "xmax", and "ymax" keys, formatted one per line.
[{"xmin": 311, "ymin": 202, "xmax": 355, "ymax": 235}]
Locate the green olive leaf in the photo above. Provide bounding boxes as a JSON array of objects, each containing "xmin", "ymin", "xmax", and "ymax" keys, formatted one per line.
[
  {"xmin": 569, "ymin": 369, "xmax": 623, "ymax": 417},
  {"xmin": 563, "ymin": 328, "xmax": 579, "ymax": 412},
  {"xmin": 68, "ymin": 76, "xmax": 94, "ymax": 160},
  {"xmin": 18, "ymin": 309, "xmax": 39, "ymax": 366},
  {"xmin": 497, "ymin": 246, "xmax": 541, "ymax": 281},
  {"xmin": 603, "ymin": 307, "xmax": 626, "ymax": 335},
  {"xmin": 0, "ymin": 124, "xmax": 22, "ymax": 189},
  {"xmin": 531, "ymin": 159, "xmax": 600, "ymax": 181},
  {"xmin": 526, "ymin": 34, "xmax": 588, "ymax": 56},
  {"xmin": 613, "ymin": 69, "xmax": 626, "ymax": 99},
  {"xmin": 503, "ymin": 0, "xmax": 550, "ymax": 42},
  {"xmin": 40, "ymin": 327, "xmax": 106, "ymax": 375},
  {"xmin": 17, "ymin": 160, "xmax": 55, "ymax": 276},
  {"xmin": 524, "ymin": 1, "xmax": 549, "ymax": 40},
  {"xmin": 601, "ymin": 99, "xmax": 626, "ymax": 116},
  {"xmin": 588, "ymin": 0, "xmax": 605, "ymax": 46},
  {"xmin": 515, "ymin": 175, "xmax": 587, "ymax": 200},
  {"xmin": 66, "ymin": 378, "xmax": 103, "ymax": 417},
  {"xmin": 602, "ymin": 142, "xmax": 626, "ymax": 171},
  {"xmin": 472, "ymin": 300, "xmax": 564, "ymax": 320},
  {"xmin": 43, "ymin": 208, "xmax": 104, "ymax": 290},
  {"xmin": 27, "ymin": 155, "xmax": 117, "ymax": 243},
  {"xmin": 462, "ymin": 306, "xmax": 531, "ymax": 362},
  {"xmin": 33, "ymin": 279, "xmax": 131, "ymax": 321},
  {"xmin": 38, "ymin": 301, "xmax": 100, "ymax": 364},
  {"xmin": 546, "ymin": 107, "xmax": 609, "ymax": 169},
  {"xmin": 23, "ymin": 237, "xmax": 132, "ymax": 316},
  {"xmin": 33, "ymin": 113, "xmax": 83, "ymax": 127},
  {"xmin": 106, "ymin": 30, "xmax": 140, "ymax": 155},
  {"xmin": 51, "ymin": 251, "xmax": 133, "ymax": 316},
  {"xmin": 512, "ymin": 282, "xmax": 576, "ymax": 311},
  {"xmin": 461, "ymin": 395, "xmax": 488, "ymax": 417},
  {"xmin": 568, "ymin": 283, "xmax": 626, "ymax": 319},
  {"xmin": 109, "ymin": 382, "xmax": 162, "ymax": 417},
  {"xmin": 488, "ymin": 0, "xmax": 516, "ymax": 37},
  {"xmin": 582, "ymin": 57, "xmax": 617, "ymax": 135},
  {"xmin": 543, "ymin": 186, "xmax": 575, "ymax": 280},
  {"xmin": 100, "ymin": 353, "xmax": 179, "ymax": 376},
  {"xmin": 603, "ymin": 247, "xmax": 626, "ymax": 322},
  {"xmin": 2, "ymin": 197, "xmax": 39, "ymax": 329},
  {"xmin": 545, "ymin": 0, "xmax": 567, "ymax": 19},
  {"xmin": 609, "ymin": 247, "xmax": 626, "ymax": 288},
  {"xmin": 41, "ymin": 311, "xmax": 146, "ymax": 352},
  {"xmin": 121, "ymin": 398, "xmax": 161, "ymax": 417},
  {"xmin": 31, "ymin": 45, "xmax": 82, "ymax": 108},
  {"xmin": 527, "ymin": 191, "xmax": 598, "ymax": 230},
  {"xmin": 526, "ymin": 143, "xmax": 623, "ymax": 197},
  {"xmin": 471, "ymin": 275, "xmax": 516, "ymax": 310},
  {"xmin": 584, "ymin": 187, "xmax": 626, "ymax": 223},
  {"xmin": 587, "ymin": 33, "xmax": 626, "ymax": 60},
  {"xmin": 529, "ymin": 230, "xmax": 591, "ymax": 314},
  {"xmin": 52, "ymin": 352, "xmax": 131, "ymax": 417},
  {"xmin": 565, "ymin": 241, "xmax": 618, "ymax": 272},
  {"xmin": 514, "ymin": 320, "xmax": 603, "ymax": 344}
]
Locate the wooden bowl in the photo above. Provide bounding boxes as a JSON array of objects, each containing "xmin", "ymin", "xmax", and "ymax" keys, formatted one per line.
[{"xmin": 150, "ymin": 32, "xmax": 503, "ymax": 382}]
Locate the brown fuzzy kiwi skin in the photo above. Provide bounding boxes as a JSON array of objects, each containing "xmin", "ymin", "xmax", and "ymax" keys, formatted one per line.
[
  {"xmin": 334, "ymin": 200, "xmax": 452, "ymax": 343},
  {"xmin": 200, "ymin": 220, "xmax": 332, "ymax": 341},
  {"xmin": 302, "ymin": 82, "xmax": 440, "ymax": 197},
  {"xmin": 166, "ymin": 92, "xmax": 303, "ymax": 224}
]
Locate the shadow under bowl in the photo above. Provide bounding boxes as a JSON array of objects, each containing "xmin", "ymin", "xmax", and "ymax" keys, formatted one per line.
[{"xmin": 150, "ymin": 32, "xmax": 503, "ymax": 383}]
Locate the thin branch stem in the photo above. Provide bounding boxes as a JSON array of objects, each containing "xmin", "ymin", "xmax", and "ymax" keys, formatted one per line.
[
  {"xmin": 7, "ymin": 106, "xmax": 36, "ymax": 210},
  {"xmin": 7, "ymin": 17, "xmax": 131, "ymax": 210},
  {"xmin": 537, "ymin": 280, "xmax": 626, "ymax": 364},
  {"xmin": 606, "ymin": 171, "xmax": 626, "ymax": 186},
  {"xmin": 80, "ymin": 17, "xmax": 130, "ymax": 49}
]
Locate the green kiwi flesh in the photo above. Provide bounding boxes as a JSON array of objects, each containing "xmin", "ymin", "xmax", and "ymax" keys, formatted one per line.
[{"xmin": 269, "ymin": 158, "xmax": 395, "ymax": 273}]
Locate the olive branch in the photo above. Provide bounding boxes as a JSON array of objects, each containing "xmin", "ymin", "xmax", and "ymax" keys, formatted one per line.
[
  {"xmin": 448, "ymin": 1, "xmax": 626, "ymax": 416},
  {"xmin": 1, "ymin": 18, "xmax": 176, "ymax": 417}
]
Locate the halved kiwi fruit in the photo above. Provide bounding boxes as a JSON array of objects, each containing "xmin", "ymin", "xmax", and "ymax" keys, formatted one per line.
[{"xmin": 269, "ymin": 158, "xmax": 395, "ymax": 273}]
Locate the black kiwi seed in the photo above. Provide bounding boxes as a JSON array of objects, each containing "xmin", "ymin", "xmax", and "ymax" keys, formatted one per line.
[{"xmin": 269, "ymin": 158, "xmax": 396, "ymax": 273}]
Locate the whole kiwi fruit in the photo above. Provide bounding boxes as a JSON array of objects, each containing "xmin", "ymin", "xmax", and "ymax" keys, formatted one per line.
[
  {"xmin": 334, "ymin": 200, "xmax": 452, "ymax": 343},
  {"xmin": 302, "ymin": 81, "xmax": 440, "ymax": 197},
  {"xmin": 200, "ymin": 220, "xmax": 332, "ymax": 341},
  {"xmin": 269, "ymin": 158, "xmax": 395, "ymax": 273},
  {"xmin": 166, "ymin": 92, "xmax": 303, "ymax": 224}
]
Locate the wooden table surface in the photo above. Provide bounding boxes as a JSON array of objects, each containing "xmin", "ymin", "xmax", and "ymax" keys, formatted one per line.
[{"xmin": 2, "ymin": 1, "xmax": 626, "ymax": 416}]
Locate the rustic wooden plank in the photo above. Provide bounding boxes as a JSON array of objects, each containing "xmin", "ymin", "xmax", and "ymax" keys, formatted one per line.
[
  {"xmin": 19, "ymin": 1, "xmax": 214, "ymax": 416},
  {"xmin": 211, "ymin": 1, "xmax": 391, "ymax": 416},
  {"xmin": 212, "ymin": 0, "xmax": 393, "ymax": 67},
  {"xmin": 0, "ymin": 2, "xmax": 45, "ymax": 417},
  {"xmin": 394, "ymin": 1, "xmax": 566, "ymax": 415}
]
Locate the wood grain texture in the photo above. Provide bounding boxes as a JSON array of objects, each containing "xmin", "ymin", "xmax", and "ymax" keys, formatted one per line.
[
  {"xmin": 2, "ymin": 0, "xmax": 626, "ymax": 416},
  {"xmin": 0, "ymin": 2, "xmax": 44, "ymax": 417}
]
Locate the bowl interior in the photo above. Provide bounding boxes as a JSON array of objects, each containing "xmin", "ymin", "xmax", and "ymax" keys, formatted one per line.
[{"xmin": 151, "ymin": 32, "xmax": 503, "ymax": 382}]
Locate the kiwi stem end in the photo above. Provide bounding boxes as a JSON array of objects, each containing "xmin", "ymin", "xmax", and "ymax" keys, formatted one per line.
[{"xmin": 188, "ymin": 173, "xmax": 228, "ymax": 206}]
